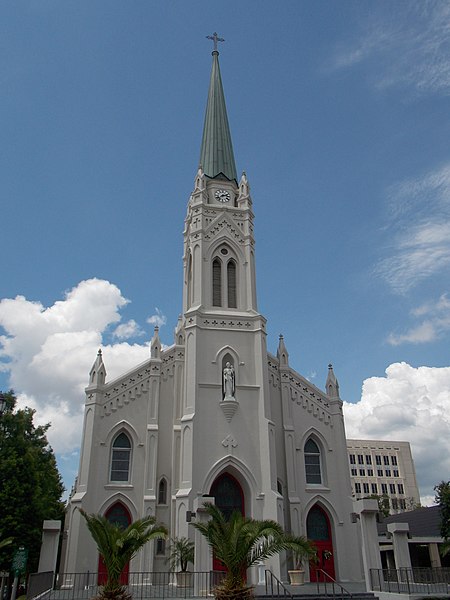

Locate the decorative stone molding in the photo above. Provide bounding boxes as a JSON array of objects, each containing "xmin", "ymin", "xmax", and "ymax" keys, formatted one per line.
[
  {"xmin": 222, "ymin": 434, "xmax": 238, "ymax": 448},
  {"xmin": 220, "ymin": 399, "xmax": 239, "ymax": 422}
]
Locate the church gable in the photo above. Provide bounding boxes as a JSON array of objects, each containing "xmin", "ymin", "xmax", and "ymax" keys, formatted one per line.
[{"xmin": 268, "ymin": 352, "xmax": 333, "ymax": 426}]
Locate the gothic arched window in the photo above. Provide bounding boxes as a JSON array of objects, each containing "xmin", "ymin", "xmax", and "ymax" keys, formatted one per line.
[
  {"xmin": 110, "ymin": 432, "xmax": 132, "ymax": 482},
  {"xmin": 212, "ymin": 258, "xmax": 222, "ymax": 306},
  {"xmin": 212, "ymin": 246, "xmax": 238, "ymax": 308},
  {"xmin": 304, "ymin": 438, "xmax": 321, "ymax": 485},
  {"xmin": 227, "ymin": 259, "xmax": 237, "ymax": 308},
  {"xmin": 158, "ymin": 478, "xmax": 167, "ymax": 504}
]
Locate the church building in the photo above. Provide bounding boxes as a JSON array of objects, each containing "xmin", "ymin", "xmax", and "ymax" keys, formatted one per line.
[{"xmin": 62, "ymin": 40, "xmax": 364, "ymax": 585}]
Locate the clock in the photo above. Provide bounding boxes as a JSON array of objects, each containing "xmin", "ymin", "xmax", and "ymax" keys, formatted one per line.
[{"xmin": 215, "ymin": 189, "xmax": 231, "ymax": 203}]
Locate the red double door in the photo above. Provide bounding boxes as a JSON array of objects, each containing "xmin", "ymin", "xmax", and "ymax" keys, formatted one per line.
[
  {"xmin": 98, "ymin": 503, "xmax": 131, "ymax": 585},
  {"xmin": 307, "ymin": 505, "xmax": 335, "ymax": 582}
]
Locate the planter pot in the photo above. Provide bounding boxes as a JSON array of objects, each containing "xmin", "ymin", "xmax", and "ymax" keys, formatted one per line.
[
  {"xmin": 176, "ymin": 571, "xmax": 193, "ymax": 588},
  {"xmin": 288, "ymin": 569, "xmax": 305, "ymax": 585}
]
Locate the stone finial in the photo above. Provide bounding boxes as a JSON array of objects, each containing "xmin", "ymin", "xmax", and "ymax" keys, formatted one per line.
[
  {"xmin": 151, "ymin": 326, "xmax": 161, "ymax": 359},
  {"xmin": 174, "ymin": 314, "xmax": 185, "ymax": 345},
  {"xmin": 194, "ymin": 165, "xmax": 205, "ymax": 192},
  {"xmin": 89, "ymin": 348, "xmax": 106, "ymax": 386},
  {"xmin": 277, "ymin": 334, "xmax": 289, "ymax": 366},
  {"xmin": 238, "ymin": 171, "xmax": 251, "ymax": 204},
  {"xmin": 326, "ymin": 363, "xmax": 340, "ymax": 399}
]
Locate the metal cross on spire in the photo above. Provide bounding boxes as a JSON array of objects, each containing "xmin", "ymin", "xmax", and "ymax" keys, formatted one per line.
[{"xmin": 206, "ymin": 32, "xmax": 225, "ymax": 51}]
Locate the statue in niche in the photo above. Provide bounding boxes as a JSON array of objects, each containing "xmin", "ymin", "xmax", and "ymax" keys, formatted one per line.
[{"xmin": 223, "ymin": 362, "xmax": 235, "ymax": 400}]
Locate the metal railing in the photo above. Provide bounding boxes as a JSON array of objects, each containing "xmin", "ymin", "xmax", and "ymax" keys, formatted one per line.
[
  {"xmin": 37, "ymin": 571, "xmax": 226, "ymax": 600},
  {"xmin": 313, "ymin": 569, "xmax": 353, "ymax": 600},
  {"xmin": 264, "ymin": 569, "xmax": 292, "ymax": 598},
  {"xmin": 370, "ymin": 567, "xmax": 450, "ymax": 595}
]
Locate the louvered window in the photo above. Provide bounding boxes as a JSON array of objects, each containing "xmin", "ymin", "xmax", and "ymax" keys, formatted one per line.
[
  {"xmin": 212, "ymin": 258, "xmax": 222, "ymax": 306},
  {"xmin": 227, "ymin": 260, "xmax": 237, "ymax": 308}
]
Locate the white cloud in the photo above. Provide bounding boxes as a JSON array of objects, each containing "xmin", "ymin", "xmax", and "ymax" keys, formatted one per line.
[
  {"xmin": 388, "ymin": 293, "xmax": 450, "ymax": 345},
  {"xmin": 376, "ymin": 163, "xmax": 450, "ymax": 293},
  {"xmin": 344, "ymin": 362, "xmax": 450, "ymax": 501},
  {"xmin": 113, "ymin": 319, "xmax": 144, "ymax": 340},
  {"xmin": 147, "ymin": 308, "xmax": 167, "ymax": 328},
  {"xmin": 332, "ymin": 2, "xmax": 450, "ymax": 96},
  {"xmin": 0, "ymin": 279, "xmax": 150, "ymax": 454}
]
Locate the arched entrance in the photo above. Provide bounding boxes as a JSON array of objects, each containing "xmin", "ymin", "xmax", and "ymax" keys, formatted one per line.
[
  {"xmin": 98, "ymin": 502, "xmax": 132, "ymax": 585},
  {"xmin": 210, "ymin": 473, "xmax": 245, "ymax": 571},
  {"xmin": 306, "ymin": 504, "xmax": 335, "ymax": 582}
]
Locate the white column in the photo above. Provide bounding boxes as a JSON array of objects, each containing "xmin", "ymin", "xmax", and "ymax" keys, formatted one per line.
[
  {"xmin": 387, "ymin": 522, "xmax": 411, "ymax": 578},
  {"xmin": 429, "ymin": 543, "xmax": 441, "ymax": 568},
  {"xmin": 354, "ymin": 499, "xmax": 382, "ymax": 591},
  {"xmin": 38, "ymin": 520, "xmax": 62, "ymax": 573}
]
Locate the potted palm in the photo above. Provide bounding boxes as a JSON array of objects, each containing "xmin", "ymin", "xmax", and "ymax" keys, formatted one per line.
[
  {"xmin": 192, "ymin": 502, "xmax": 315, "ymax": 600},
  {"xmin": 167, "ymin": 537, "xmax": 195, "ymax": 588},
  {"xmin": 79, "ymin": 509, "xmax": 167, "ymax": 600},
  {"xmin": 287, "ymin": 548, "xmax": 308, "ymax": 585},
  {"xmin": 288, "ymin": 545, "xmax": 320, "ymax": 585}
]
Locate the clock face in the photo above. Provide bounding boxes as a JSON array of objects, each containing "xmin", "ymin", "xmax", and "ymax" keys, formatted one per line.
[{"xmin": 215, "ymin": 189, "xmax": 231, "ymax": 203}]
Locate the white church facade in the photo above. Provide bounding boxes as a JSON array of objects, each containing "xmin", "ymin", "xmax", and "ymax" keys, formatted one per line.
[{"xmin": 62, "ymin": 44, "xmax": 365, "ymax": 585}]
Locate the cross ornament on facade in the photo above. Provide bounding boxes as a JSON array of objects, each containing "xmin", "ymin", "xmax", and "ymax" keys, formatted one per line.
[{"xmin": 206, "ymin": 32, "xmax": 225, "ymax": 51}]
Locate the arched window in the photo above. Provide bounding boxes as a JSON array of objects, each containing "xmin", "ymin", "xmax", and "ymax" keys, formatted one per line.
[
  {"xmin": 212, "ymin": 258, "xmax": 222, "ymax": 306},
  {"xmin": 277, "ymin": 479, "xmax": 283, "ymax": 496},
  {"xmin": 304, "ymin": 438, "xmax": 321, "ymax": 485},
  {"xmin": 110, "ymin": 432, "xmax": 132, "ymax": 482},
  {"xmin": 227, "ymin": 260, "xmax": 237, "ymax": 308},
  {"xmin": 212, "ymin": 246, "xmax": 238, "ymax": 309},
  {"xmin": 210, "ymin": 473, "xmax": 244, "ymax": 520},
  {"xmin": 158, "ymin": 478, "xmax": 167, "ymax": 504}
]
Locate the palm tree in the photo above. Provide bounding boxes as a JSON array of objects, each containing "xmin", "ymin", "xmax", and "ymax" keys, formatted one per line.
[
  {"xmin": 167, "ymin": 537, "xmax": 195, "ymax": 572},
  {"xmin": 0, "ymin": 537, "xmax": 13, "ymax": 550},
  {"xmin": 192, "ymin": 502, "xmax": 315, "ymax": 600},
  {"xmin": 79, "ymin": 509, "xmax": 167, "ymax": 600}
]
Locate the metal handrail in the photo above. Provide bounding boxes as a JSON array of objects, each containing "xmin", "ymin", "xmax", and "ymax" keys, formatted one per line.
[
  {"xmin": 370, "ymin": 567, "xmax": 450, "ymax": 595},
  {"xmin": 314, "ymin": 568, "xmax": 353, "ymax": 599},
  {"xmin": 264, "ymin": 569, "xmax": 292, "ymax": 598}
]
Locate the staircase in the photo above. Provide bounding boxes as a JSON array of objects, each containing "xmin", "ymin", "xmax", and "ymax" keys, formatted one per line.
[{"xmin": 259, "ymin": 570, "xmax": 379, "ymax": 600}]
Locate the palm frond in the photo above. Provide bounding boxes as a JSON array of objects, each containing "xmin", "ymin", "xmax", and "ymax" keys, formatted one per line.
[
  {"xmin": 192, "ymin": 502, "xmax": 315, "ymax": 594},
  {"xmin": 79, "ymin": 509, "xmax": 167, "ymax": 595}
]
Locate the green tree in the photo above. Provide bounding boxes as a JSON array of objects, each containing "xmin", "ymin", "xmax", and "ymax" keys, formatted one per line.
[
  {"xmin": 79, "ymin": 510, "xmax": 167, "ymax": 600},
  {"xmin": 0, "ymin": 391, "xmax": 65, "ymax": 574},
  {"xmin": 434, "ymin": 480, "xmax": 450, "ymax": 556},
  {"xmin": 366, "ymin": 493, "xmax": 391, "ymax": 518},
  {"xmin": 191, "ymin": 502, "xmax": 315, "ymax": 600}
]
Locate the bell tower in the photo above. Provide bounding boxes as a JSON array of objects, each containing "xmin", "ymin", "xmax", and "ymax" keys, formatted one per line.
[
  {"xmin": 176, "ymin": 38, "xmax": 278, "ymax": 542},
  {"xmin": 183, "ymin": 43, "xmax": 257, "ymax": 316}
]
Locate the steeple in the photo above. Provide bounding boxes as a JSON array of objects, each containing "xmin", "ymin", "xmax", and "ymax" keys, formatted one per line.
[{"xmin": 199, "ymin": 38, "xmax": 237, "ymax": 183}]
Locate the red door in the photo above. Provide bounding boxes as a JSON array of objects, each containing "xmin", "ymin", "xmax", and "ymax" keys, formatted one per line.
[
  {"xmin": 306, "ymin": 505, "xmax": 335, "ymax": 582},
  {"xmin": 210, "ymin": 473, "xmax": 245, "ymax": 572},
  {"xmin": 98, "ymin": 502, "xmax": 132, "ymax": 585}
]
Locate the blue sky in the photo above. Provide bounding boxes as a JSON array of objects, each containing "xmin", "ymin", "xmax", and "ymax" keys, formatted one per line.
[{"xmin": 1, "ymin": 0, "xmax": 449, "ymax": 503}]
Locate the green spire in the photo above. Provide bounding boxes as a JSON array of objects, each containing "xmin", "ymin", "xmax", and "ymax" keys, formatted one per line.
[{"xmin": 199, "ymin": 50, "xmax": 237, "ymax": 183}]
